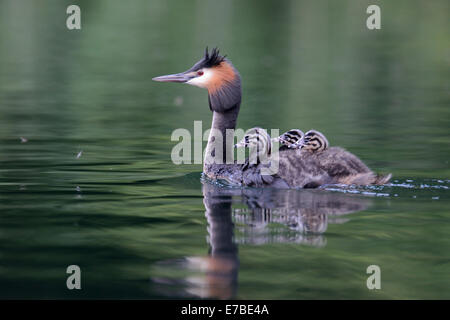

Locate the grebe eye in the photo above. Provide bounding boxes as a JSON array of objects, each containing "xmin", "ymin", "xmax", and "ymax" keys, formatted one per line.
[{"xmin": 197, "ymin": 71, "xmax": 204, "ymax": 76}]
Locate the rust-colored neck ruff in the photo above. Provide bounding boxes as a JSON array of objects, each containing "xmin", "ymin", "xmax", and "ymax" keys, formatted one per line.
[
  {"xmin": 206, "ymin": 61, "xmax": 237, "ymax": 94},
  {"xmin": 207, "ymin": 61, "xmax": 241, "ymax": 114}
]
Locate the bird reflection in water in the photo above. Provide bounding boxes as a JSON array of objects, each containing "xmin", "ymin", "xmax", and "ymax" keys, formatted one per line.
[{"xmin": 151, "ymin": 182, "xmax": 371, "ymax": 299}]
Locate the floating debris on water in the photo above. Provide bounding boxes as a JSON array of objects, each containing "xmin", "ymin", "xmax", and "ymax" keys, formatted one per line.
[
  {"xmin": 20, "ymin": 137, "xmax": 28, "ymax": 143},
  {"xmin": 75, "ymin": 186, "xmax": 82, "ymax": 199},
  {"xmin": 76, "ymin": 150, "xmax": 83, "ymax": 159},
  {"xmin": 432, "ymin": 196, "xmax": 439, "ymax": 200}
]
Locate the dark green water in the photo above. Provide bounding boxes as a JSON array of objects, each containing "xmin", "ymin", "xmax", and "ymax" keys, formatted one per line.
[{"xmin": 0, "ymin": 0, "xmax": 449, "ymax": 299}]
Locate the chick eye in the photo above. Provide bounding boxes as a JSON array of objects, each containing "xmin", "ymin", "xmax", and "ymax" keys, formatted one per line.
[{"xmin": 197, "ymin": 70, "xmax": 204, "ymax": 76}]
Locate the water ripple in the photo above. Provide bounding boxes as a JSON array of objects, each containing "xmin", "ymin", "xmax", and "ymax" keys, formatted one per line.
[{"xmin": 323, "ymin": 178, "xmax": 450, "ymax": 199}]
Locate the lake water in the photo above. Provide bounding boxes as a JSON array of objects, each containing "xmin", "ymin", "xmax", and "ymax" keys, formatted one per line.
[{"xmin": 0, "ymin": 0, "xmax": 448, "ymax": 299}]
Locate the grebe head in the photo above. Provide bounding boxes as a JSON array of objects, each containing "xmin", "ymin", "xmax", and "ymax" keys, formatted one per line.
[
  {"xmin": 153, "ymin": 47, "xmax": 241, "ymax": 112},
  {"xmin": 276, "ymin": 129, "xmax": 305, "ymax": 149},
  {"xmin": 301, "ymin": 130, "xmax": 329, "ymax": 152},
  {"xmin": 235, "ymin": 127, "xmax": 272, "ymax": 156}
]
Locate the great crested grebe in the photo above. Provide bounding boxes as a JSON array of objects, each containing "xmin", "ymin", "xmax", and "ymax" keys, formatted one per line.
[
  {"xmin": 235, "ymin": 127, "xmax": 272, "ymax": 171},
  {"xmin": 153, "ymin": 48, "xmax": 391, "ymax": 188},
  {"xmin": 235, "ymin": 127, "xmax": 272, "ymax": 156},
  {"xmin": 299, "ymin": 129, "xmax": 329, "ymax": 152},
  {"xmin": 276, "ymin": 129, "xmax": 304, "ymax": 149},
  {"xmin": 276, "ymin": 129, "xmax": 328, "ymax": 152}
]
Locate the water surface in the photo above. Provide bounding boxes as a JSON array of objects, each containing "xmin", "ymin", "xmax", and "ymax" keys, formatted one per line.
[{"xmin": 0, "ymin": 0, "xmax": 448, "ymax": 299}]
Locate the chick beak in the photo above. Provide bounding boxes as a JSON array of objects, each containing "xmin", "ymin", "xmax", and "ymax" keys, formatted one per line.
[
  {"xmin": 234, "ymin": 141, "xmax": 245, "ymax": 148},
  {"xmin": 271, "ymin": 137, "xmax": 281, "ymax": 143}
]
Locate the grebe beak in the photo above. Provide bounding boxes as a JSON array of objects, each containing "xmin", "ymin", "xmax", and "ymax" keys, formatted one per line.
[{"xmin": 152, "ymin": 71, "xmax": 194, "ymax": 83}]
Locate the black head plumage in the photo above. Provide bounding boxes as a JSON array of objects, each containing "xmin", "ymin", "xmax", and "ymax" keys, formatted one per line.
[
  {"xmin": 203, "ymin": 47, "xmax": 227, "ymax": 67},
  {"xmin": 190, "ymin": 47, "xmax": 227, "ymax": 71}
]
